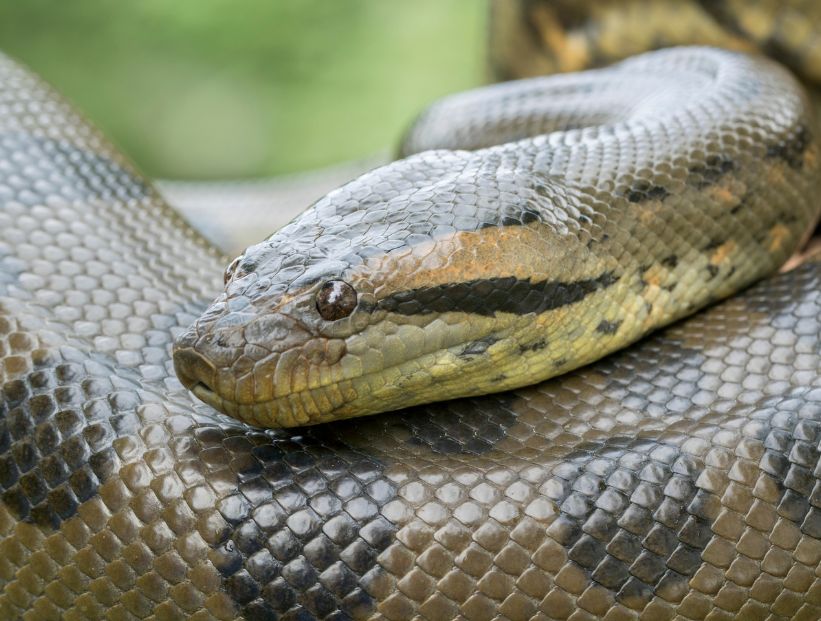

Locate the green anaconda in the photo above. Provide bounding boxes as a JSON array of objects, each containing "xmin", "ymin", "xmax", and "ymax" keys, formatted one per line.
[{"xmin": 1, "ymin": 26, "xmax": 821, "ymax": 621}]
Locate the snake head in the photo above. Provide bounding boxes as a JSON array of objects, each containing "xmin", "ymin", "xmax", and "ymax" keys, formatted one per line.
[{"xmin": 172, "ymin": 228, "xmax": 376, "ymax": 427}]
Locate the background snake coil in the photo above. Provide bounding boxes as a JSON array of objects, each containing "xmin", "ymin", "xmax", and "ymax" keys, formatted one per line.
[{"xmin": 0, "ymin": 41, "xmax": 821, "ymax": 621}]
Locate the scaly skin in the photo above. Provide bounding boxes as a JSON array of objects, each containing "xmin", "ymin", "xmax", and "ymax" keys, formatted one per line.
[
  {"xmin": 174, "ymin": 48, "xmax": 820, "ymax": 428},
  {"xmin": 0, "ymin": 11, "xmax": 820, "ymax": 621}
]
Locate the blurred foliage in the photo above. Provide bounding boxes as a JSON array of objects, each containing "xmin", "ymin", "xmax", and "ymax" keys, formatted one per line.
[{"xmin": 0, "ymin": 1, "xmax": 487, "ymax": 178}]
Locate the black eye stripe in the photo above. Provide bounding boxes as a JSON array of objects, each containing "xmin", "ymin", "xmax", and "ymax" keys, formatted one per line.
[{"xmin": 375, "ymin": 272, "xmax": 618, "ymax": 316}]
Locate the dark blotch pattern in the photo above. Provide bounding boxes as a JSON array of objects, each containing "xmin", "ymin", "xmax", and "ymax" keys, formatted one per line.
[
  {"xmin": 766, "ymin": 125, "xmax": 812, "ymax": 169},
  {"xmin": 661, "ymin": 255, "xmax": 679, "ymax": 268},
  {"xmin": 0, "ymin": 316, "xmax": 126, "ymax": 530},
  {"xmin": 687, "ymin": 154, "xmax": 735, "ymax": 189},
  {"xmin": 460, "ymin": 335, "xmax": 501, "ymax": 357},
  {"xmin": 497, "ymin": 206, "xmax": 542, "ymax": 227},
  {"xmin": 626, "ymin": 181, "xmax": 670, "ymax": 202},
  {"xmin": 596, "ymin": 319, "xmax": 622, "ymax": 334},
  {"xmin": 197, "ymin": 429, "xmax": 399, "ymax": 621},
  {"xmin": 519, "ymin": 338, "xmax": 547, "ymax": 353}
]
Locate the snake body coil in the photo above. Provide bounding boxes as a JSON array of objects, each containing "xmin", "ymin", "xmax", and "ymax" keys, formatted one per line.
[{"xmin": 0, "ymin": 45, "xmax": 821, "ymax": 621}]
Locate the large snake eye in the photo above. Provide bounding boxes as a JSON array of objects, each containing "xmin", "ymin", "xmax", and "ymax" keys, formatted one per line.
[
  {"xmin": 224, "ymin": 256, "xmax": 242, "ymax": 284},
  {"xmin": 316, "ymin": 280, "xmax": 357, "ymax": 321}
]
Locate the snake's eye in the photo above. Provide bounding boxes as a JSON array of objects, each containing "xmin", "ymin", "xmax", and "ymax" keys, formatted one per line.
[
  {"xmin": 224, "ymin": 256, "xmax": 242, "ymax": 284},
  {"xmin": 316, "ymin": 280, "xmax": 357, "ymax": 321}
]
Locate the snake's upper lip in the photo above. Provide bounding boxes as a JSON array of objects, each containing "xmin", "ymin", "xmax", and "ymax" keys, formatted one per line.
[
  {"xmin": 173, "ymin": 347, "xmax": 221, "ymax": 398},
  {"xmin": 175, "ymin": 361, "xmax": 226, "ymax": 410}
]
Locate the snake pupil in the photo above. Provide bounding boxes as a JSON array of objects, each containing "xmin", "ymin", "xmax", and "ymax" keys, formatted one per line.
[{"xmin": 316, "ymin": 280, "xmax": 357, "ymax": 321}]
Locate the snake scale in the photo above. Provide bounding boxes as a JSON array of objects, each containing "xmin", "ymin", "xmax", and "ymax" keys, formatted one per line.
[{"xmin": 2, "ymin": 7, "xmax": 821, "ymax": 621}]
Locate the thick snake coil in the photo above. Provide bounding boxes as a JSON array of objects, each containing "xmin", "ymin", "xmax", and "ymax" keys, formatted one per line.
[{"xmin": 1, "ymin": 43, "xmax": 821, "ymax": 621}]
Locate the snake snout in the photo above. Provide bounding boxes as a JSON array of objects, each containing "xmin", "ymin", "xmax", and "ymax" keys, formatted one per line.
[
  {"xmin": 174, "ymin": 349, "xmax": 217, "ymax": 391},
  {"xmin": 173, "ymin": 347, "xmax": 223, "ymax": 407}
]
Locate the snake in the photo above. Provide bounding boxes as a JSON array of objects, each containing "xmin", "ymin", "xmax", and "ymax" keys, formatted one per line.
[
  {"xmin": 174, "ymin": 47, "xmax": 819, "ymax": 430},
  {"xmin": 1, "ymin": 13, "xmax": 821, "ymax": 621}
]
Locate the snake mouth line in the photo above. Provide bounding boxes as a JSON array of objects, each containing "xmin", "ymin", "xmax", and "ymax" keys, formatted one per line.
[
  {"xmin": 191, "ymin": 382, "xmax": 220, "ymax": 406},
  {"xmin": 175, "ymin": 363, "xmax": 229, "ymax": 411}
]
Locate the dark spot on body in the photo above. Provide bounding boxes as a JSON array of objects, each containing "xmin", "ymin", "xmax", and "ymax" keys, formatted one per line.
[
  {"xmin": 661, "ymin": 255, "xmax": 678, "ymax": 268},
  {"xmin": 199, "ymin": 424, "xmax": 399, "ymax": 619},
  {"xmin": 377, "ymin": 271, "xmax": 619, "ymax": 317},
  {"xmin": 706, "ymin": 265, "xmax": 719, "ymax": 279},
  {"xmin": 766, "ymin": 124, "xmax": 811, "ymax": 169},
  {"xmin": 519, "ymin": 339, "xmax": 546, "ymax": 353},
  {"xmin": 596, "ymin": 320, "xmax": 622, "ymax": 335},
  {"xmin": 460, "ymin": 336, "xmax": 500, "ymax": 357},
  {"xmin": 529, "ymin": 438, "xmax": 713, "ymax": 603},
  {"xmin": 687, "ymin": 154, "xmax": 735, "ymax": 189},
  {"xmin": 0, "ymin": 352, "xmax": 120, "ymax": 530},
  {"xmin": 626, "ymin": 181, "xmax": 670, "ymax": 203},
  {"xmin": 488, "ymin": 206, "xmax": 541, "ymax": 228}
]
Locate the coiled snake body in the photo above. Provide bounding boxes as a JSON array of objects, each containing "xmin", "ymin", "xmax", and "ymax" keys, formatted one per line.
[{"xmin": 1, "ymin": 36, "xmax": 821, "ymax": 621}]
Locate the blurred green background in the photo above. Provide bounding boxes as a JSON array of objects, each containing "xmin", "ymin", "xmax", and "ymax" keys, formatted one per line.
[{"xmin": 0, "ymin": 1, "xmax": 487, "ymax": 179}]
